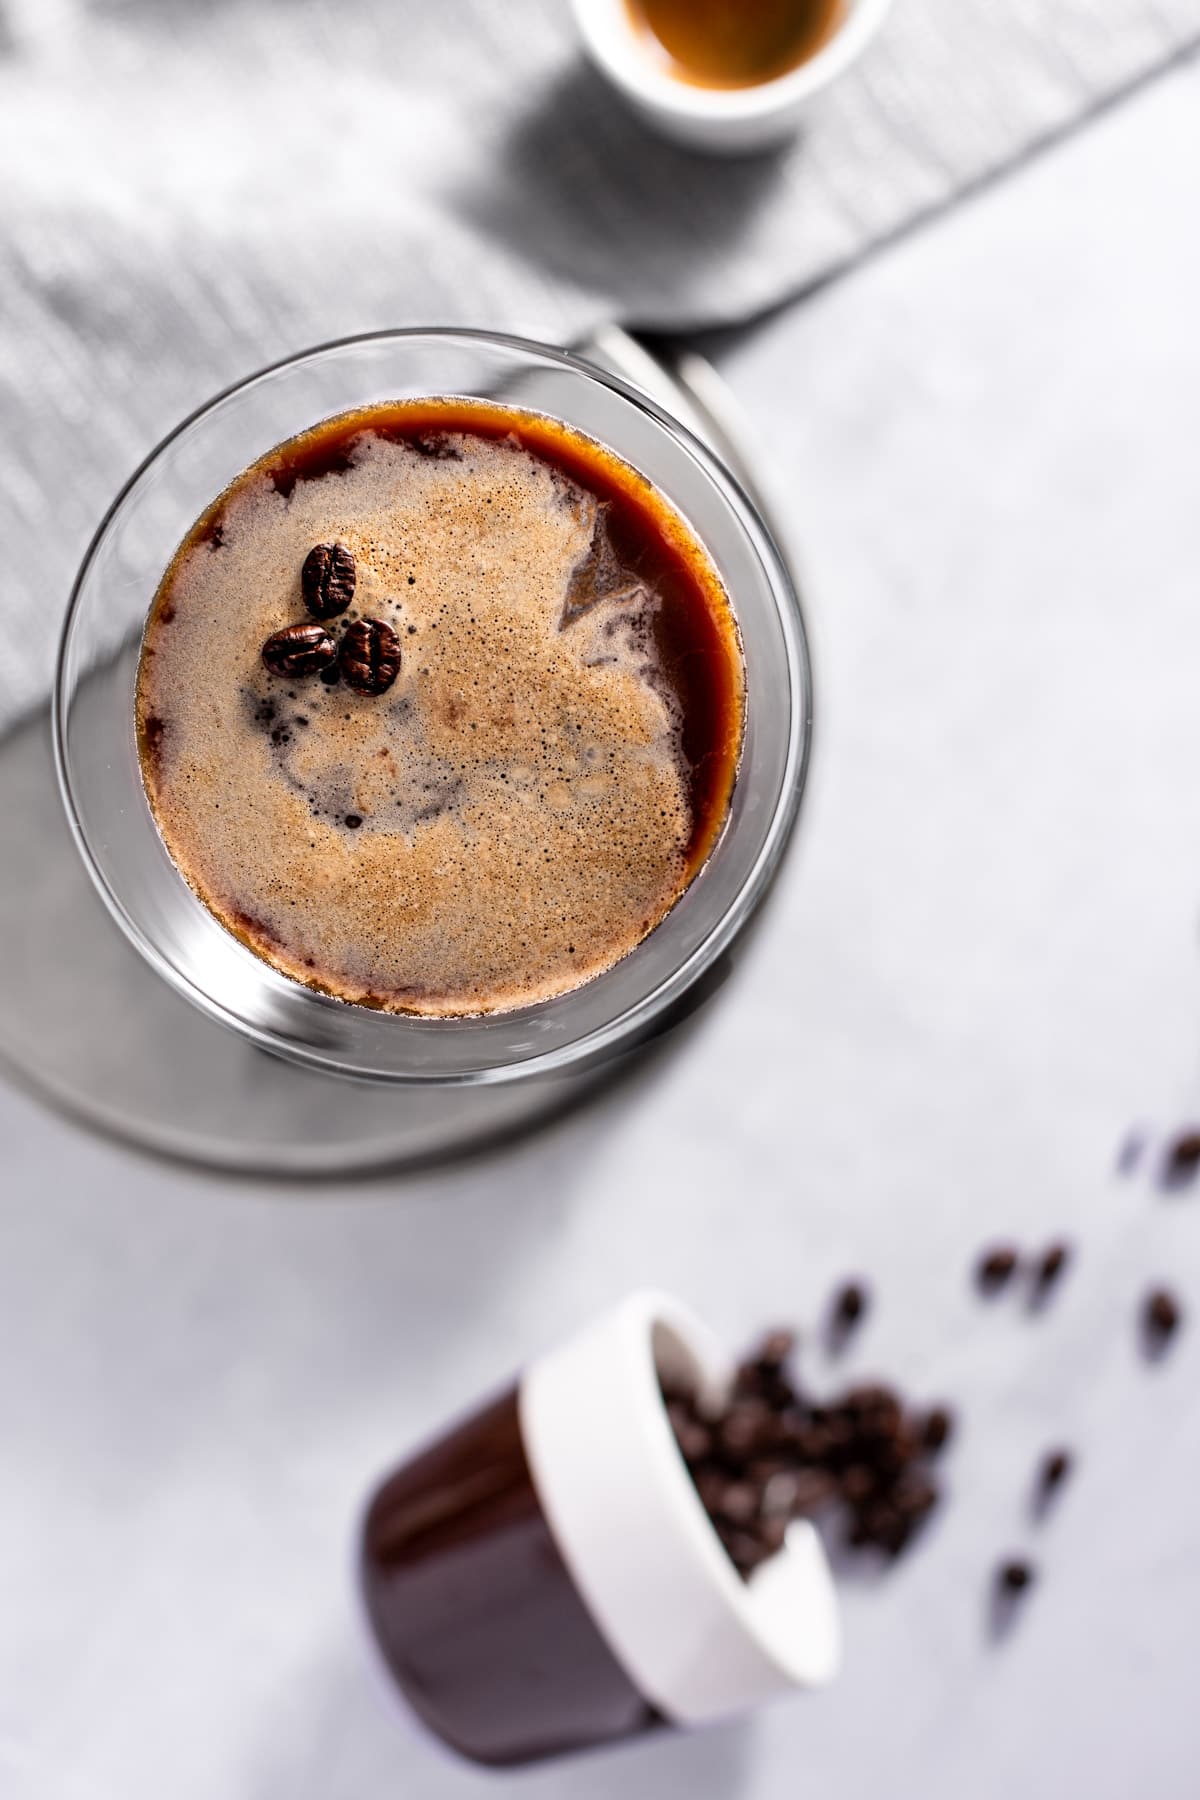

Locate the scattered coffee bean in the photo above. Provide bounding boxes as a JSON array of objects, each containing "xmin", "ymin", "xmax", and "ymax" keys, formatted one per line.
[
  {"xmin": 1164, "ymin": 1129, "xmax": 1200, "ymax": 1188},
  {"xmin": 1144, "ymin": 1287, "xmax": 1182, "ymax": 1347},
  {"xmin": 1034, "ymin": 1241, "xmax": 1071, "ymax": 1293},
  {"xmin": 341, "ymin": 617, "xmax": 402, "ymax": 695},
  {"xmin": 261, "ymin": 622, "xmax": 338, "ymax": 679},
  {"xmin": 301, "ymin": 541, "xmax": 356, "ymax": 619},
  {"xmin": 999, "ymin": 1558, "xmax": 1034, "ymax": 1594},
  {"xmin": 757, "ymin": 1329, "xmax": 797, "ymax": 1369},
  {"xmin": 1039, "ymin": 1448, "xmax": 1072, "ymax": 1495},
  {"xmin": 977, "ymin": 1245, "xmax": 1020, "ymax": 1292},
  {"xmin": 832, "ymin": 1281, "xmax": 869, "ymax": 1331},
  {"xmin": 344, "ymin": 814, "xmax": 363, "ymax": 830},
  {"xmin": 921, "ymin": 1406, "xmax": 954, "ymax": 1453}
]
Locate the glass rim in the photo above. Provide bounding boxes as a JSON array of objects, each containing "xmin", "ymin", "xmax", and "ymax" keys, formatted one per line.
[{"xmin": 53, "ymin": 327, "xmax": 814, "ymax": 1086}]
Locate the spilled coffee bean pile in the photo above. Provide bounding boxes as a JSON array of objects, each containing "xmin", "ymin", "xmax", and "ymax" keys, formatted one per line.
[
  {"xmin": 260, "ymin": 541, "xmax": 402, "ymax": 695},
  {"xmin": 661, "ymin": 1329, "xmax": 951, "ymax": 1578}
]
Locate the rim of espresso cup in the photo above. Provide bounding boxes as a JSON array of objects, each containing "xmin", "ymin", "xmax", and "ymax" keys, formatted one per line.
[
  {"xmin": 54, "ymin": 329, "xmax": 812, "ymax": 1087},
  {"xmin": 520, "ymin": 1289, "xmax": 841, "ymax": 1717},
  {"xmin": 572, "ymin": 0, "xmax": 895, "ymax": 152}
]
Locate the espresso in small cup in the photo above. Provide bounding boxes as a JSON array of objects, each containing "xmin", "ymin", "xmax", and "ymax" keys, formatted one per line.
[
  {"xmin": 136, "ymin": 402, "xmax": 744, "ymax": 1016},
  {"xmin": 626, "ymin": 0, "xmax": 845, "ymax": 89}
]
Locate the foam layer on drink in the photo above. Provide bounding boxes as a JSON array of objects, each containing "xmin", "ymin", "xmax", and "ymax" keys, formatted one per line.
[{"xmin": 137, "ymin": 401, "xmax": 744, "ymax": 1015}]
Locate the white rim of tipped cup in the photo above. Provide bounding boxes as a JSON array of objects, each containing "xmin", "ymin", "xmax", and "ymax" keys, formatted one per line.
[
  {"xmin": 519, "ymin": 1289, "xmax": 841, "ymax": 1725},
  {"xmin": 571, "ymin": 0, "xmax": 895, "ymax": 124}
]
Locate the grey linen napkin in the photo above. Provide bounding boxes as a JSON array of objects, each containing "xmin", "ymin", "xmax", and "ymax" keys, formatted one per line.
[{"xmin": 1, "ymin": 0, "xmax": 1197, "ymax": 728}]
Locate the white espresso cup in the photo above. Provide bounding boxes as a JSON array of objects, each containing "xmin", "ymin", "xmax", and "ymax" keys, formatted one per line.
[{"xmin": 571, "ymin": 0, "xmax": 894, "ymax": 154}]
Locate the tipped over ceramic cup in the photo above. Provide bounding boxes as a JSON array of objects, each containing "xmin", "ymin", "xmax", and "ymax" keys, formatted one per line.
[{"xmin": 358, "ymin": 1290, "xmax": 840, "ymax": 1767}]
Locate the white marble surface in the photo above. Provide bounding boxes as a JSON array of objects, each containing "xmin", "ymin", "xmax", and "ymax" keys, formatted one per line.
[{"xmin": 4, "ymin": 59, "xmax": 1200, "ymax": 1800}]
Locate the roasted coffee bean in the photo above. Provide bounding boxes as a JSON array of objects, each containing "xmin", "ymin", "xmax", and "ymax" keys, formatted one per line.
[
  {"xmin": 921, "ymin": 1406, "xmax": 954, "ymax": 1453},
  {"xmin": 999, "ymin": 1558, "xmax": 1034, "ymax": 1594},
  {"xmin": 1035, "ymin": 1241, "xmax": 1071, "ymax": 1291},
  {"xmin": 893, "ymin": 1471, "xmax": 938, "ymax": 1520},
  {"xmin": 341, "ymin": 618, "xmax": 402, "ymax": 695},
  {"xmin": 844, "ymin": 1384, "xmax": 901, "ymax": 1435},
  {"xmin": 833, "ymin": 1281, "xmax": 869, "ymax": 1328},
  {"xmin": 1039, "ymin": 1448, "xmax": 1072, "ymax": 1494},
  {"xmin": 746, "ymin": 1456, "xmax": 791, "ymax": 1494},
  {"xmin": 867, "ymin": 1433, "xmax": 911, "ymax": 1478},
  {"xmin": 261, "ymin": 622, "xmax": 338, "ymax": 679},
  {"xmin": 1144, "ymin": 1287, "xmax": 1182, "ymax": 1342},
  {"xmin": 977, "ymin": 1244, "xmax": 1019, "ymax": 1292},
  {"xmin": 847, "ymin": 1512, "xmax": 872, "ymax": 1548},
  {"xmin": 693, "ymin": 1469, "xmax": 728, "ymax": 1514},
  {"xmin": 668, "ymin": 1408, "xmax": 713, "ymax": 1464},
  {"xmin": 733, "ymin": 1360, "xmax": 792, "ymax": 1410},
  {"xmin": 789, "ymin": 1468, "xmax": 837, "ymax": 1516},
  {"xmin": 1165, "ymin": 1129, "xmax": 1200, "ymax": 1185},
  {"xmin": 841, "ymin": 1464, "xmax": 876, "ymax": 1505},
  {"xmin": 760, "ymin": 1471, "xmax": 799, "ymax": 1516},
  {"xmin": 758, "ymin": 1515, "xmax": 789, "ymax": 1554},
  {"xmin": 718, "ymin": 1526, "xmax": 768, "ymax": 1574},
  {"xmin": 823, "ymin": 1414, "xmax": 859, "ymax": 1462},
  {"xmin": 756, "ymin": 1328, "xmax": 797, "ymax": 1369},
  {"xmin": 717, "ymin": 1400, "xmax": 771, "ymax": 1461},
  {"xmin": 301, "ymin": 541, "xmax": 356, "ymax": 619},
  {"xmin": 715, "ymin": 1481, "xmax": 760, "ymax": 1526},
  {"xmin": 864, "ymin": 1500, "xmax": 909, "ymax": 1555},
  {"xmin": 793, "ymin": 1424, "xmax": 833, "ymax": 1464}
]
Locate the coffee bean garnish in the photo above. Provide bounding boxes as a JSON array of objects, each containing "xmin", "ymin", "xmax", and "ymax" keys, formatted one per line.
[
  {"xmin": 341, "ymin": 617, "xmax": 402, "ymax": 695},
  {"xmin": 1143, "ymin": 1286, "xmax": 1182, "ymax": 1348},
  {"xmin": 977, "ymin": 1244, "xmax": 1019, "ymax": 1292},
  {"xmin": 998, "ymin": 1557, "xmax": 1034, "ymax": 1594},
  {"xmin": 344, "ymin": 814, "xmax": 363, "ymax": 830},
  {"xmin": 301, "ymin": 541, "xmax": 356, "ymax": 619},
  {"xmin": 261, "ymin": 622, "xmax": 338, "ymax": 679}
]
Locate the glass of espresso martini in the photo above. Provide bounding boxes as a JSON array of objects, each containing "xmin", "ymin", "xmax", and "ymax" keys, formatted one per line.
[{"xmin": 55, "ymin": 331, "xmax": 812, "ymax": 1085}]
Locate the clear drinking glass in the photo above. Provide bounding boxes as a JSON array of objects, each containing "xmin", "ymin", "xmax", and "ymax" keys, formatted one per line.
[{"xmin": 54, "ymin": 330, "xmax": 812, "ymax": 1085}]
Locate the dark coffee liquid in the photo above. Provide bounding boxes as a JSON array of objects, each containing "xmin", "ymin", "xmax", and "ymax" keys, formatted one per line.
[
  {"xmin": 628, "ymin": 0, "xmax": 844, "ymax": 89},
  {"xmin": 138, "ymin": 399, "xmax": 744, "ymax": 1016},
  {"xmin": 360, "ymin": 1388, "xmax": 661, "ymax": 1766}
]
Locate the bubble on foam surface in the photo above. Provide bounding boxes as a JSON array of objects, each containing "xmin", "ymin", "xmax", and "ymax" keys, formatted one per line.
[{"xmin": 136, "ymin": 408, "xmax": 742, "ymax": 1015}]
